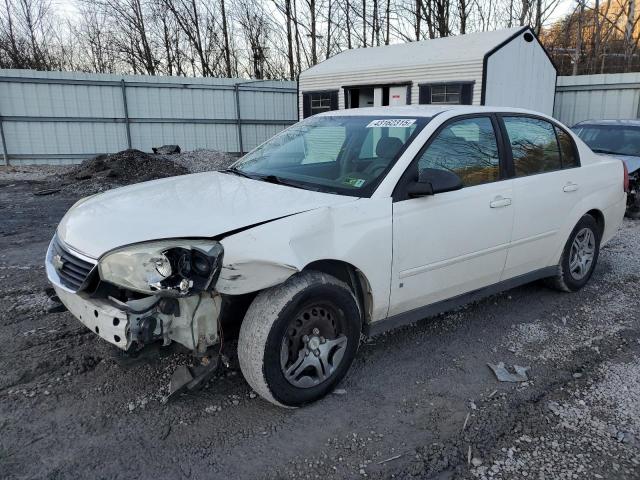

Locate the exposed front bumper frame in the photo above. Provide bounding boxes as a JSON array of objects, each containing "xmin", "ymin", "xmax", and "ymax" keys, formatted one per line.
[
  {"xmin": 46, "ymin": 235, "xmax": 222, "ymax": 352},
  {"xmin": 54, "ymin": 284, "xmax": 131, "ymax": 349}
]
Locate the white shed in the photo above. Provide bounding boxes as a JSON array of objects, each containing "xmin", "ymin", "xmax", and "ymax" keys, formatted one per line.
[{"xmin": 298, "ymin": 26, "xmax": 556, "ymax": 119}]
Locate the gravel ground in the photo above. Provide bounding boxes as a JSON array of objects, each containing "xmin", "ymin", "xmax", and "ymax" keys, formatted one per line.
[{"xmin": 0, "ymin": 171, "xmax": 639, "ymax": 480}]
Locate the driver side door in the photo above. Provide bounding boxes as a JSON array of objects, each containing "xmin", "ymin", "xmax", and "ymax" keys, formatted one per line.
[{"xmin": 389, "ymin": 115, "xmax": 514, "ymax": 316}]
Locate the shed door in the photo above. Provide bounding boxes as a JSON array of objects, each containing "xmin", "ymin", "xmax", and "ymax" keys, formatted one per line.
[{"xmin": 388, "ymin": 86, "xmax": 408, "ymax": 106}]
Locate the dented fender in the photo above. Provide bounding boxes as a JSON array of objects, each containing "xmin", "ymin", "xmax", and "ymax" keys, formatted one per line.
[
  {"xmin": 217, "ymin": 260, "xmax": 300, "ymax": 294},
  {"xmin": 218, "ymin": 198, "xmax": 393, "ymax": 322}
]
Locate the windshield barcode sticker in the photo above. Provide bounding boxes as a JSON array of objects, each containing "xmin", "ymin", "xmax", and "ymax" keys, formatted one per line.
[{"xmin": 366, "ymin": 119, "xmax": 416, "ymax": 128}]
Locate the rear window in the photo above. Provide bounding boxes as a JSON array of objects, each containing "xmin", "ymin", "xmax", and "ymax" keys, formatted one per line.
[{"xmin": 503, "ymin": 117, "xmax": 562, "ymax": 177}]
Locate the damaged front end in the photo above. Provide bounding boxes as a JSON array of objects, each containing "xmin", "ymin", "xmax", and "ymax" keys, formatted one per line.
[{"xmin": 46, "ymin": 235, "xmax": 225, "ymax": 354}]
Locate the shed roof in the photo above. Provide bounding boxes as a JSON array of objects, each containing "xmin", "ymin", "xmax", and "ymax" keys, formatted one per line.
[{"xmin": 301, "ymin": 27, "xmax": 528, "ymax": 78}]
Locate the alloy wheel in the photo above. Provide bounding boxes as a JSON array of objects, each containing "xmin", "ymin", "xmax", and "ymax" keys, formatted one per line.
[{"xmin": 569, "ymin": 227, "xmax": 596, "ymax": 280}]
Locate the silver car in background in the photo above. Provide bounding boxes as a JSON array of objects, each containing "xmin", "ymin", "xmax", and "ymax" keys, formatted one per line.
[{"xmin": 573, "ymin": 119, "xmax": 640, "ymax": 219}]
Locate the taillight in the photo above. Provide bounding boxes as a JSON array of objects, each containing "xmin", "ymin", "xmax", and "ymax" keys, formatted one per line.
[{"xmin": 623, "ymin": 161, "xmax": 629, "ymax": 193}]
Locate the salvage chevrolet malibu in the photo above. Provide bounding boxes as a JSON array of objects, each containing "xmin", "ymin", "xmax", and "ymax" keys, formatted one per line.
[{"xmin": 46, "ymin": 106, "xmax": 627, "ymax": 406}]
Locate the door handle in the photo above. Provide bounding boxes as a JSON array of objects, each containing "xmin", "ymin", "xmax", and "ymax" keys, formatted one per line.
[
  {"xmin": 490, "ymin": 196, "xmax": 512, "ymax": 208},
  {"xmin": 563, "ymin": 182, "xmax": 579, "ymax": 192}
]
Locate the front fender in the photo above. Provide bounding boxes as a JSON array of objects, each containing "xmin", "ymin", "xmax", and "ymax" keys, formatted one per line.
[{"xmin": 217, "ymin": 198, "xmax": 393, "ymax": 322}]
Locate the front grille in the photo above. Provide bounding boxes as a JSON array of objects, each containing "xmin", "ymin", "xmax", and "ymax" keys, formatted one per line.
[{"xmin": 51, "ymin": 237, "xmax": 96, "ymax": 291}]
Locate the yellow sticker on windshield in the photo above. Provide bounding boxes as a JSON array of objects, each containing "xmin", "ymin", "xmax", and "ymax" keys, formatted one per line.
[{"xmin": 366, "ymin": 119, "xmax": 416, "ymax": 128}]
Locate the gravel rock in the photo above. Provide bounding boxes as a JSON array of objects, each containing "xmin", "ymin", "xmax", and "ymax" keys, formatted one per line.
[
  {"xmin": 2, "ymin": 176, "xmax": 639, "ymax": 480},
  {"xmin": 162, "ymin": 149, "xmax": 235, "ymax": 173}
]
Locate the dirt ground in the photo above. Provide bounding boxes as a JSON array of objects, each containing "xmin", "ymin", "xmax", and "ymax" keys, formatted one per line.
[{"xmin": 1, "ymin": 172, "xmax": 640, "ymax": 480}]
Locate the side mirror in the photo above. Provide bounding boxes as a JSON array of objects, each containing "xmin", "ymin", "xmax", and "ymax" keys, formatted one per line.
[{"xmin": 407, "ymin": 168, "xmax": 463, "ymax": 198}]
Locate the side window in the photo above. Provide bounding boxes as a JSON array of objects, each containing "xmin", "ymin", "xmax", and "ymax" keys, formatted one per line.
[
  {"xmin": 417, "ymin": 117, "xmax": 500, "ymax": 187},
  {"xmin": 554, "ymin": 126, "xmax": 580, "ymax": 168},
  {"xmin": 359, "ymin": 125, "xmax": 417, "ymax": 160},
  {"xmin": 503, "ymin": 117, "xmax": 561, "ymax": 177}
]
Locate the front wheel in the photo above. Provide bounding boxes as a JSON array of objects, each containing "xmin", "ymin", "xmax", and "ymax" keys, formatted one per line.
[
  {"xmin": 547, "ymin": 214, "xmax": 601, "ymax": 292},
  {"xmin": 238, "ymin": 270, "xmax": 361, "ymax": 407}
]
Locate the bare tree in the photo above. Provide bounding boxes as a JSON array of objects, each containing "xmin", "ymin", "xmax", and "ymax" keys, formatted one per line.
[
  {"xmin": 0, "ymin": 0, "xmax": 63, "ymax": 69},
  {"xmin": 72, "ymin": 5, "xmax": 117, "ymax": 73},
  {"xmin": 573, "ymin": 0, "xmax": 584, "ymax": 75}
]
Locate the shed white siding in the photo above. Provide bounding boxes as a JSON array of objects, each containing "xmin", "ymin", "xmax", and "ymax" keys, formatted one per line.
[
  {"xmin": 299, "ymin": 27, "xmax": 556, "ymax": 118},
  {"xmin": 298, "ymin": 60, "xmax": 484, "ymax": 118},
  {"xmin": 484, "ymin": 33, "xmax": 556, "ymax": 115}
]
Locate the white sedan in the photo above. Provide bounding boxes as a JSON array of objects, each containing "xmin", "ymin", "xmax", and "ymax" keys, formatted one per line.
[{"xmin": 46, "ymin": 106, "xmax": 627, "ymax": 406}]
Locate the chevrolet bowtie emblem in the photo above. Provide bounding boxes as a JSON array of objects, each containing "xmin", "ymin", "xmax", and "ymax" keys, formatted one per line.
[{"xmin": 52, "ymin": 254, "xmax": 65, "ymax": 271}]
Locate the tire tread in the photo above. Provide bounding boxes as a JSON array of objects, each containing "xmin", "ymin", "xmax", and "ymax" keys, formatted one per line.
[{"xmin": 237, "ymin": 271, "xmax": 356, "ymax": 407}]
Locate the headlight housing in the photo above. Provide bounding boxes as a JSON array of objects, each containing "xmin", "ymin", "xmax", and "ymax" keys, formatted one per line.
[{"xmin": 98, "ymin": 240, "xmax": 224, "ymax": 296}]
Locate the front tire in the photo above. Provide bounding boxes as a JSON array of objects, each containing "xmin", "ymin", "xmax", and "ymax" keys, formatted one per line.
[
  {"xmin": 547, "ymin": 214, "xmax": 601, "ymax": 292},
  {"xmin": 238, "ymin": 270, "xmax": 361, "ymax": 407}
]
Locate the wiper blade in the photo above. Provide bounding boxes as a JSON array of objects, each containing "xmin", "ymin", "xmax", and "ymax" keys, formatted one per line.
[
  {"xmin": 223, "ymin": 168, "xmax": 318, "ymax": 191},
  {"xmin": 221, "ymin": 167, "xmax": 256, "ymax": 179},
  {"xmin": 259, "ymin": 174, "xmax": 319, "ymax": 191},
  {"xmin": 591, "ymin": 148, "xmax": 620, "ymax": 155}
]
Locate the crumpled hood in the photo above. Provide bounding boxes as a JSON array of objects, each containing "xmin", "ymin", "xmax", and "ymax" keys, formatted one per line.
[
  {"xmin": 600, "ymin": 153, "xmax": 640, "ymax": 174},
  {"xmin": 58, "ymin": 171, "xmax": 356, "ymax": 259}
]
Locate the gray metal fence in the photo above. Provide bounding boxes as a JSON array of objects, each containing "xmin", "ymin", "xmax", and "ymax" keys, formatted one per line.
[
  {"xmin": 554, "ymin": 72, "xmax": 640, "ymax": 127},
  {"xmin": 0, "ymin": 70, "xmax": 298, "ymax": 165}
]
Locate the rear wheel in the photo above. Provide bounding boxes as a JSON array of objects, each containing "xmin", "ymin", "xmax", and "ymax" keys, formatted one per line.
[
  {"xmin": 238, "ymin": 270, "xmax": 361, "ymax": 407},
  {"xmin": 547, "ymin": 214, "xmax": 601, "ymax": 292}
]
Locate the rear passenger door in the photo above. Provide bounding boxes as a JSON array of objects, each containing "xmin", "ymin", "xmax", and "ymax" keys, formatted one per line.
[{"xmin": 499, "ymin": 115, "xmax": 582, "ymax": 279}]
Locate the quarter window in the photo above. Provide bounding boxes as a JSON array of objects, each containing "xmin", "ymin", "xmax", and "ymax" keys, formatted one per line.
[
  {"xmin": 555, "ymin": 127, "xmax": 579, "ymax": 168},
  {"xmin": 417, "ymin": 117, "xmax": 500, "ymax": 187},
  {"xmin": 503, "ymin": 117, "xmax": 561, "ymax": 177}
]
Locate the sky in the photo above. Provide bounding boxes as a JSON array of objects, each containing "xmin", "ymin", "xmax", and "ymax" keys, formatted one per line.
[
  {"xmin": 54, "ymin": 0, "xmax": 576, "ymax": 27},
  {"xmin": 549, "ymin": 0, "xmax": 575, "ymax": 23}
]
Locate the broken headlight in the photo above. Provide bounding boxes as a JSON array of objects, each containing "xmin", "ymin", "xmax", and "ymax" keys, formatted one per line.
[{"xmin": 98, "ymin": 240, "xmax": 224, "ymax": 296}]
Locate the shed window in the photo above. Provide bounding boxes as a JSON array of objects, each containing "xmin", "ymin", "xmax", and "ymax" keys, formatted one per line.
[
  {"xmin": 431, "ymin": 84, "xmax": 461, "ymax": 104},
  {"xmin": 302, "ymin": 90, "xmax": 339, "ymax": 118},
  {"xmin": 419, "ymin": 83, "xmax": 473, "ymax": 105}
]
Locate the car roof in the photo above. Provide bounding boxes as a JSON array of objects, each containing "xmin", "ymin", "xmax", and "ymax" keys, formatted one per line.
[
  {"xmin": 315, "ymin": 105, "xmax": 552, "ymax": 118},
  {"xmin": 574, "ymin": 119, "xmax": 640, "ymax": 127}
]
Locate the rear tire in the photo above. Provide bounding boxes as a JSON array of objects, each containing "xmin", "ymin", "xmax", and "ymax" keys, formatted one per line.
[
  {"xmin": 546, "ymin": 214, "xmax": 601, "ymax": 292},
  {"xmin": 238, "ymin": 270, "xmax": 361, "ymax": 407},
  {"xmin": 626, "ymin": 208, "xmax": 640, "ymax": 220}
]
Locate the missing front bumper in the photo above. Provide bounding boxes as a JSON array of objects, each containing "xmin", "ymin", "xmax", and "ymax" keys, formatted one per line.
[
  {"xmin": 54, "ymin": 285, "xmax": 131, "ymax": 349},
  {"xmin": 53, "ymin": 284, "xmax": 222, "ymax": 352}
]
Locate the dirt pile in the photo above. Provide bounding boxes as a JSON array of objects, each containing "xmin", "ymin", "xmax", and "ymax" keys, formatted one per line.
[
  {"xmin": 54, "ymin": 148, "xmax": 236, "ymax": 196},
  {"xmin": 63, "ymin": 149, "xmax": 187, "ymax": 192}
]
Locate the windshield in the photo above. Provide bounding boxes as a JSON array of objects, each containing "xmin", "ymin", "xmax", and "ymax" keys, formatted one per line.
[
  {"xmin": 230, "ymin": 115, "xmax": 429, "ymax": 196},
  {"xmin": 574, "ymin": 124, "xmax": 640, "ymax": 157}
]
